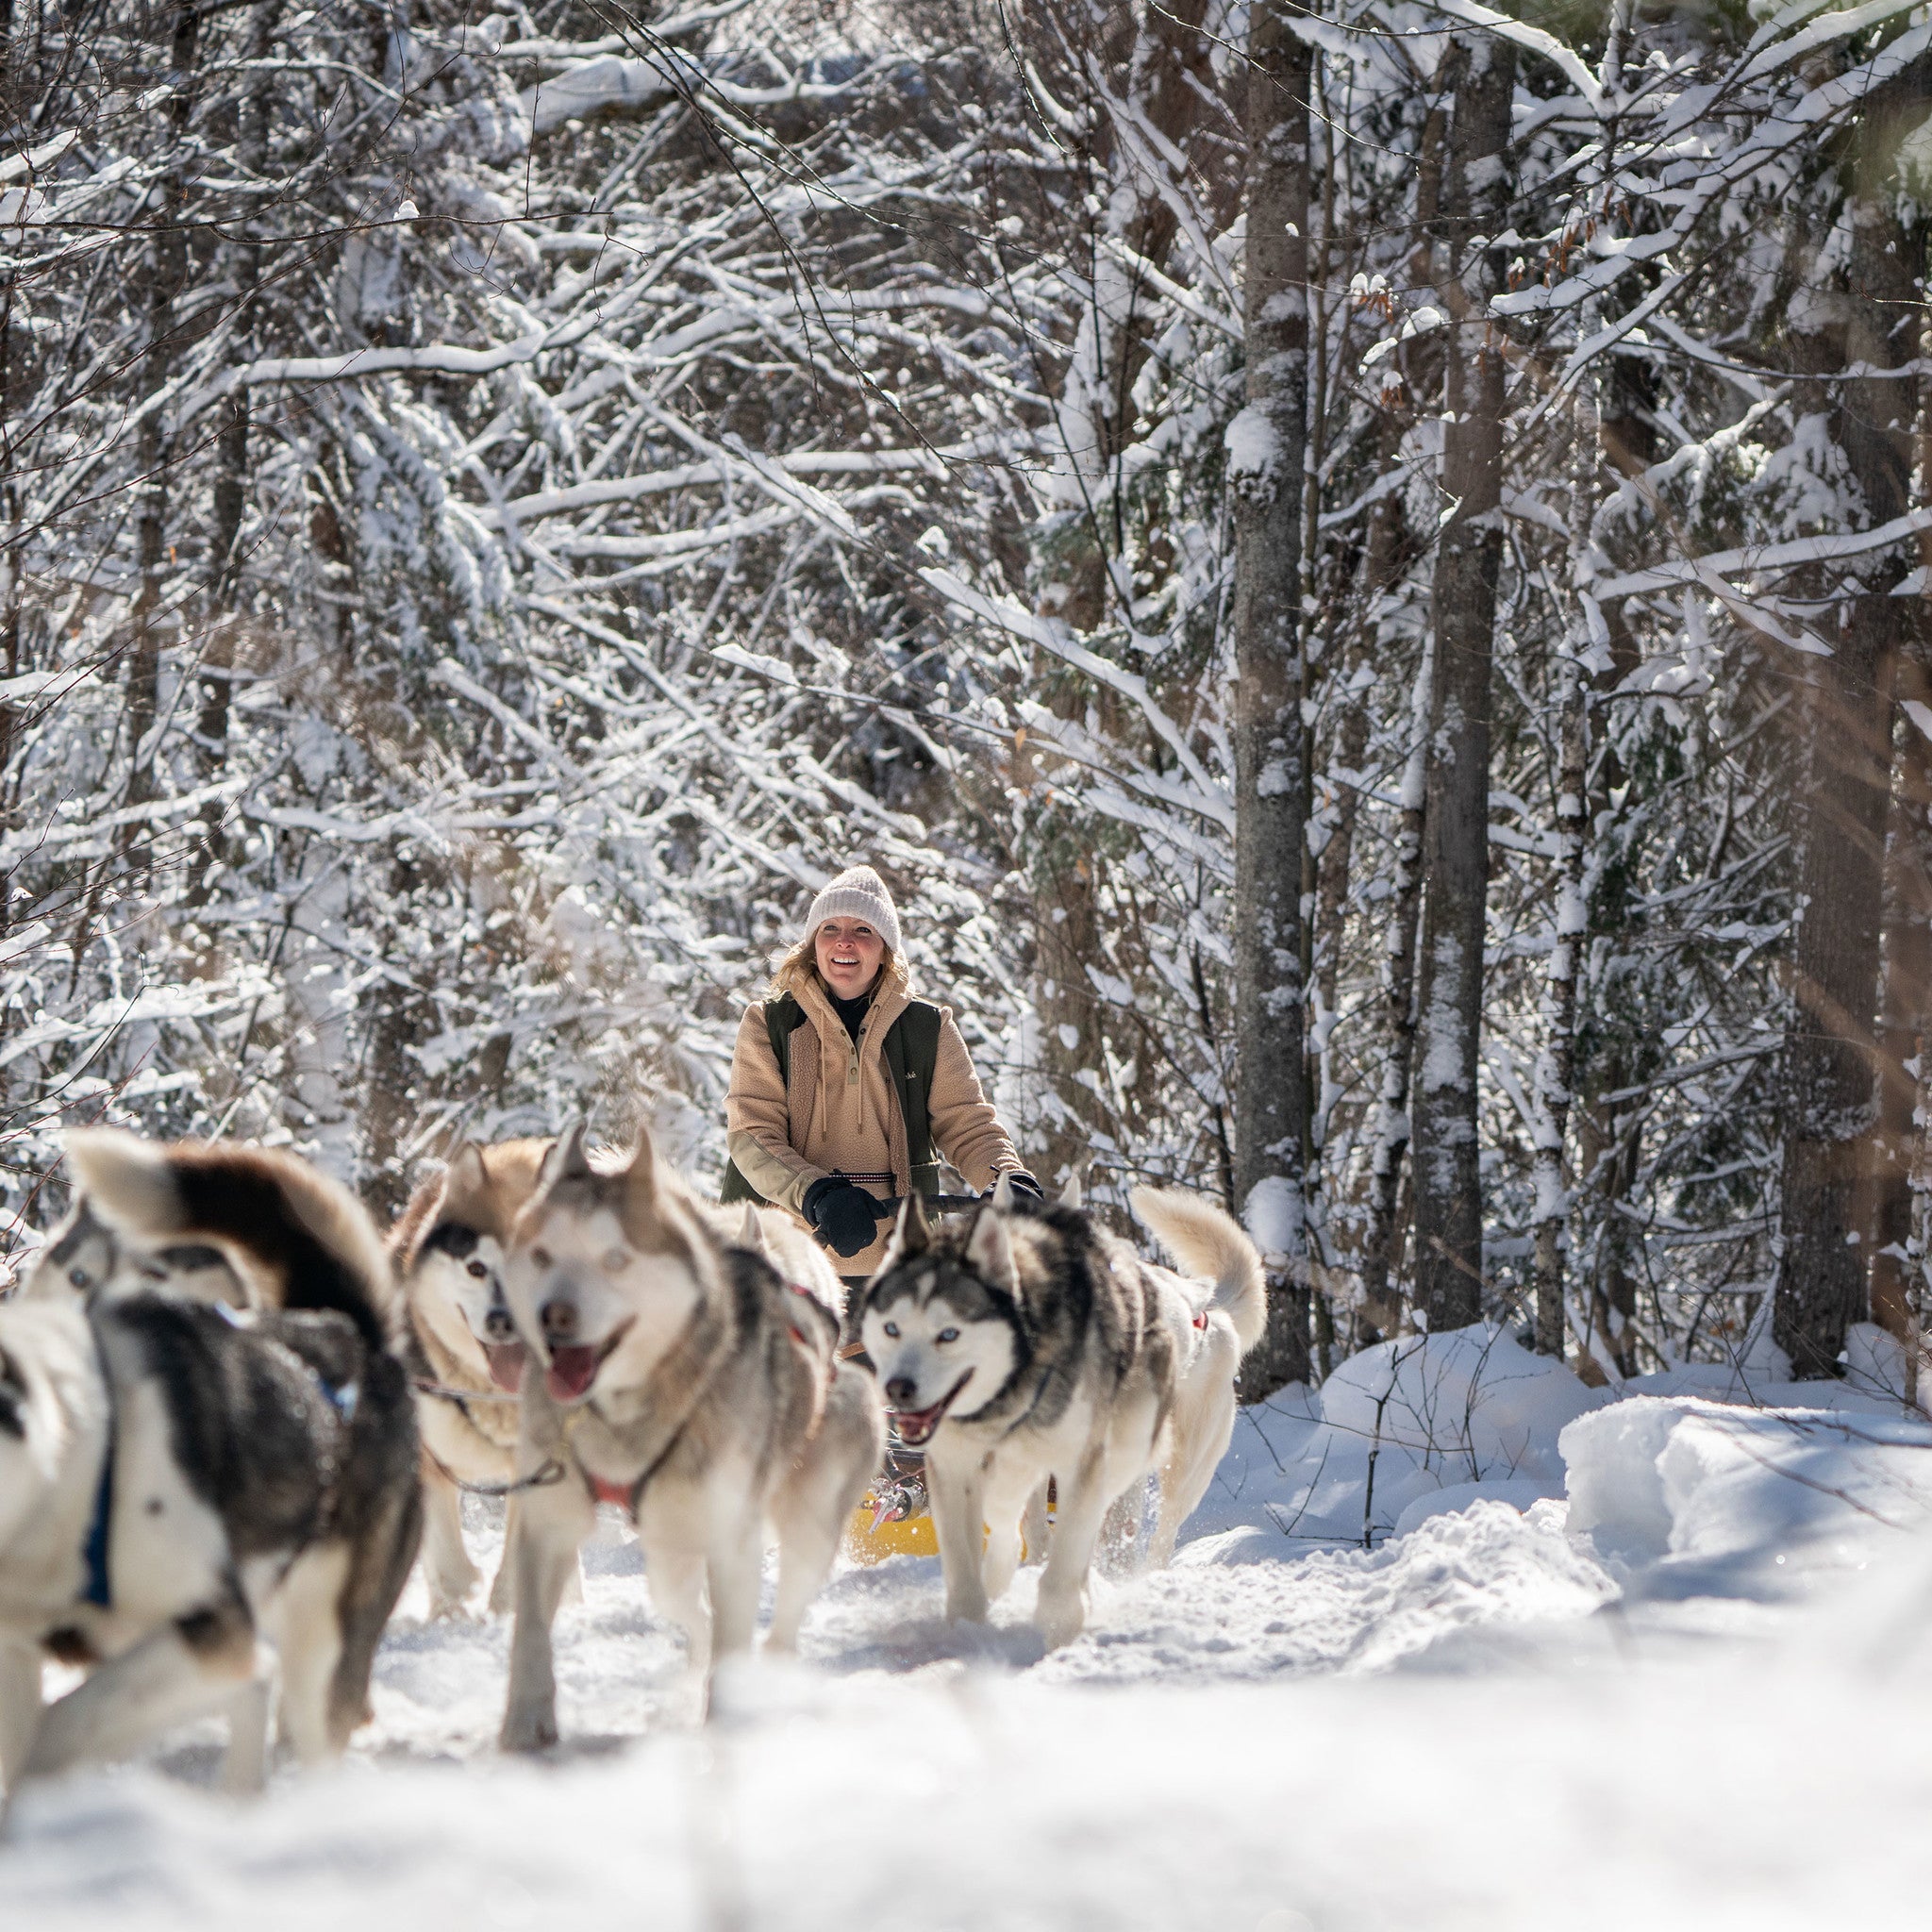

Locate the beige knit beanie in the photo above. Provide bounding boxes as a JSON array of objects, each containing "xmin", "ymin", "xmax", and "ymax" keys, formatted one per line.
[{"xmin": 805, "ymin": 864, "xmax": 902, "ymax": 955}]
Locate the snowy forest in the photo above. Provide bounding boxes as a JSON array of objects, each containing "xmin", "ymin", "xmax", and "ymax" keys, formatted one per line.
[{"xmin": 7, "ymin": 0, "xmax": 1932, "ymax": 1411}]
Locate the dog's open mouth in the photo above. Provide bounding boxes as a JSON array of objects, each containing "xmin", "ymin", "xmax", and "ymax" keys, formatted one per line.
[
  {"xmin": 485, "ymin": 1343, "xmax": 526, "ymax": 1393},
  {"xmin": 543, "ymin": 1323, "xmax": 632, "ymax": 1405},
  {"xmin": 891, "ymin": 1373, "xmax": 973, "ymax": 1447}
]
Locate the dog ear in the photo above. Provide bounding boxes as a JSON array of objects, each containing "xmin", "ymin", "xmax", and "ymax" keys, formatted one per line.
[
  {"xmin": 1058, "ymin": 1172, "xmax": 1083, "ymax": 1210},
  {"xmin": 540, "ymin": 1124, "xmax": 591, "ymax": 1190},
  {"xmin": 738, "ymin": 1205, "xmax": 772, "ymax": 1257},
  {"xmin": 879, "ymin": 1193, "xmax": 930, "ymax": 1272},
  {"xmin": 991, "ymin": 1172, "xmax": 1015, "ymax": 1210},
  {"xmin": 441, "ymin": 1142, "xmax": 491, "ymax": 1221},
  {"xmin": 963, "ymin": 1203, "xmax": 1019, "ymax": 1293},
  {"xmin": 623, "ymin": 1126, "xmax": 659, "ymax": 1204}
]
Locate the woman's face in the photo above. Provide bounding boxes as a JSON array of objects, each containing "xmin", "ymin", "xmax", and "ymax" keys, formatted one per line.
[{"xmin": 815, "ymin": 917, "xmax": 886, "ymax": 999}]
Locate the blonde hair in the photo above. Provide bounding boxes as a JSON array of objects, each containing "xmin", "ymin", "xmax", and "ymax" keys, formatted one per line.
[{"xmin": 772, "ymin": 934, "xmax": 911, "ymax": 1001}]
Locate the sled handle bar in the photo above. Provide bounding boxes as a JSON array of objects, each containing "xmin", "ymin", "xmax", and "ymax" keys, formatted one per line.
[{"xmin": 866, "ymin": 1193, "xmax": 985, "ymax": 1220}]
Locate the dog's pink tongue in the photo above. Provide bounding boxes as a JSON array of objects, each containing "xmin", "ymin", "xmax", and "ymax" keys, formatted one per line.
[
  {"xmin": 546, "ymin": 1346, "xmax": 600, "ymax": 1403},
  {"xmin": 486, "ymin": 1343, "xmax": 526, "ymax": 1393}
]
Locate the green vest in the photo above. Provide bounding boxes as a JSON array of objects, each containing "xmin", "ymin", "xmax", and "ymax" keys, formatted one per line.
[{"xmin": 720, "ymin": 993, "xmax": 944, "ymax": 1207}]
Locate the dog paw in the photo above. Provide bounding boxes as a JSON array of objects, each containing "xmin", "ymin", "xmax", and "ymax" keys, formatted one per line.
[
  {"xmin": 499, "ymin": 1705, "xmax": 559, "ymax": 1754},
  {"xmin": 427, "ymin": 1591, "xmax": 481, "ymax": 1624}
]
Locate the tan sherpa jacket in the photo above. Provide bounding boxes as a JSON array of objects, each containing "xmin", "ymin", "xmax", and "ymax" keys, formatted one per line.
[{"xmin": 725, "ymin": 971, "xmax": 1024, "ymax": 1275}]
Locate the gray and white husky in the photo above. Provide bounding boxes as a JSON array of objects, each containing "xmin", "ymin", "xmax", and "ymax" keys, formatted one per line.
[
  {"xmin": 857, "ymin": 1180, "xmax": 1265, "ymax": 1648},
  {"xmin": 0, "ymin": 1131, "xmax": 422, "ymax": 1794},
  {"xmin": 494, "ymin": 1126, "xmax": 883, "ymax": 1751}
]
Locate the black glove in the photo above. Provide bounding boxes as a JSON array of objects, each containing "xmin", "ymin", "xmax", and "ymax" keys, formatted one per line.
[
  {"xmin": 803, "ymin": 1175, "xmax": 881, "ymax": 1258},
  {"xmin": 997, "ymin": 1171, "xmax": 1043, "ymax": 1204}
]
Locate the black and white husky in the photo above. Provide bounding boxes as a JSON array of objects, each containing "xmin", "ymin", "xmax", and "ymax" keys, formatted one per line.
[
  {"xmin": 856, "ymin": 1180, "xmax": 1265, "ymax": 1648},
  {"xmin": 0, "ymin": 1131, "xmax": 422, "ymax": 1794}
]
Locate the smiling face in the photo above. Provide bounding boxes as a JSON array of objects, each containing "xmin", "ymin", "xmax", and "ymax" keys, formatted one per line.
[
  {"xmin": 859, "ymin": 1261, "xmax": 1019, "ymax": 1447},
  {"xmin": 814, "ymin": 917, "xmax": 886, "ymax": 1000}
]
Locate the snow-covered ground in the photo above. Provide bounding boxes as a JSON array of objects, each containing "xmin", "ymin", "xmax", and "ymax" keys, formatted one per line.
[{"xmin": 9, "ymin": 1325, "xmax": 1932, "ymax": 1930}]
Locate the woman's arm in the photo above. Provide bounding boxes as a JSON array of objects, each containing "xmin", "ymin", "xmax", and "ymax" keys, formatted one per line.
[
  {"xmin": 724, "ymin": 1004, "xmax": 824, "ymax": 1213},
  {"xmin": 926, "ymin": 1010, "xmax": 1026, "ymax": 1191}
]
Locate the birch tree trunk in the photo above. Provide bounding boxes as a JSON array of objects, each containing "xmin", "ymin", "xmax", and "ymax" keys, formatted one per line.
[
  {"xmin": 1775, "ymin": 100, "xmax": 1921, "ymax": 1378},
  {"xmin": 1412, "ymin": 34, "xmax": 1515, "ymax": 1335},
  {"xmin": 1230, "ymin": 1, "xmax": 1311, "ymax": 1398}
]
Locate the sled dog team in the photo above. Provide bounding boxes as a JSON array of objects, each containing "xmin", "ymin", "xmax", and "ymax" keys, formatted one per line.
[{"xmin": 0, "ymin": 1122, "xmax": 1265, "ymax": 1793}]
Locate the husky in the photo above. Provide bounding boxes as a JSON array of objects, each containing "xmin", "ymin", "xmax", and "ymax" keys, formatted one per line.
[
  {"xmin": 390, "ymin": 1139, "xmax": 550, "ymax": 1618},
  {"xmin": 0, "ymin": 1131, "xmax": 422, "ymax": 1794},
  {"xmin": 494, "ymin": 1126, "xmax": 883, "ymax": 1751},
  {"xmin": 856, "ymin": 1179, "xmax": 1265, "ymax": 1648}
]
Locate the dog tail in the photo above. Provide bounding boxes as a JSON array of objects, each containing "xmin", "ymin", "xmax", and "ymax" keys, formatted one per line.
[
  {"xmin": 1130, "ymin": 1186, "xmax": 1268, "ymax": 1356},
  {"xmin": 64, "ymin": 1129, "xmax": 398, "ymax": 1353}
]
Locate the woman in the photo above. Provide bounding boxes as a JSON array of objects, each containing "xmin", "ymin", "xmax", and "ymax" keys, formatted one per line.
[{"xmin": 724, "ymin": 863, "xmax": 1039, "ymax": 1278}]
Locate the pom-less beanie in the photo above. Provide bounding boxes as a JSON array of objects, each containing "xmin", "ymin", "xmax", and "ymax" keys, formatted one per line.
[{"xmin": 804, "ymin": 864, "xmax": 902, "ymax": 956}]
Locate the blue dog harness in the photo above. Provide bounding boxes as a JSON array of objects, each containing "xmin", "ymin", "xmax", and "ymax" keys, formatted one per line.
[{"xmin": 79, "ymin": 1315, "xmax": 116, "ymax": 1609}]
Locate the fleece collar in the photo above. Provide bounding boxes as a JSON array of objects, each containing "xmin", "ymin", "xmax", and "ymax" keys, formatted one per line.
[{"xmin": 792, "ymin": 973, "xmax": 910, "ymax": 1056}]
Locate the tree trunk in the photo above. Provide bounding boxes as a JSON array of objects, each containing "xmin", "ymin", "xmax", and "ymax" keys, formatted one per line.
[
  {"xmin": 1873, "ymin": 640, "xmax": 1932, "ymax": 1354},
  {"xmin": 1231, "ymin": 2, "xmax": 1311, "ymax": 1399},
  {"xmin": 1572, "ymin": 337, "xmax": 1659, "ymax": 1381},
  {"xmin": 1411, "ymin": 34, "xmax": 1515, "ymax": 1335},
  {"xmin": 1024, "ymin": 0, "xmax": 1213, "ymax": 1189},
  {"xmin": 123, "ymin": 1, "xmax": 201, "ymax": 824},
  {"xmin": 1775, "ymin": 124, "xmax": 1920, "ymax": 1378},
  {"xmin": 1357, "ymin": 91, "xmax": 1453, "ymax": 1341},
  {"xmin": 189, "ymin": 0, "xmax": 281, "ymax": 908}
]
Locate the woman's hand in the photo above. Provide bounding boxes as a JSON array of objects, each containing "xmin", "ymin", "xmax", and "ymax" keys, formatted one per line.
[
  {"xmin": 991, "ymin": 1171, "xmax": 1043, "ymax": 1204},
  {"xmin": 803, "ymin": 1175, "xmax": 881, "ymax": 1257}
]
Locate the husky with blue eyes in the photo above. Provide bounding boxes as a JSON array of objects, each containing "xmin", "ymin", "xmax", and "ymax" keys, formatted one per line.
[{"xmin": 857, "ymin": 1179, "xmax": 1266, "ymax": 1649}]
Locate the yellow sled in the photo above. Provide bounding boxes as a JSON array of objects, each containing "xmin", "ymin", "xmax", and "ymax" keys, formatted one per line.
[
  {"xmin": 843, "ymin": 1502, "xmax": 940, "ymax": 1564},
  {"xmin": 842, "ymin": 1487, "xmax": 1055, "ymax": 1566}
]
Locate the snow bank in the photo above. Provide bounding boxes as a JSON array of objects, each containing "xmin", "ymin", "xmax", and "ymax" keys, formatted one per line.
[
  {"xmin": 1561, "ymin": 1396, "xmax": 1932, "ymax": 1599},
  {"xmin": 1620, "ymin": 1320, "xmax": 1912, "ymax": 1415},
  {"xmin": 1186, "ymin": 1324, "xmax": 1599, "ymax": 1553},
  {"xmin": 1184, "ymin": 1320, "xmax": 1931, "ymax": 1584}
]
